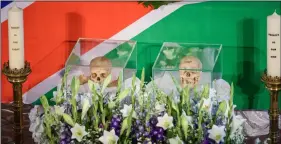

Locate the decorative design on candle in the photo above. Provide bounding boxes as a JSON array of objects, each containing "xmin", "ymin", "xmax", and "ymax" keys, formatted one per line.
[
  {"xmin": 267, "ymin": 10, "xmax": 281, "ymax": 77},
  {"xmin": 8, "ymin": 4, "xmax": 24, "ymax": 69}
]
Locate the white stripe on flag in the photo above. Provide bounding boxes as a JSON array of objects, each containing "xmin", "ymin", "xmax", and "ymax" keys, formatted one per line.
[
  {"xmin": 1, "ymin": 1, "xmax": 35, "ymax": 23},
  {"xmin": 21, "ymin": 1, "xmax": 205, "ymax": 104}
]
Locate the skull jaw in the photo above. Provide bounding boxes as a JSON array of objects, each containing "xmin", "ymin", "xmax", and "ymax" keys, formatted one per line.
[{"xmin": 180, "ymin": 76, "xmax": 200, "ymax": 88}]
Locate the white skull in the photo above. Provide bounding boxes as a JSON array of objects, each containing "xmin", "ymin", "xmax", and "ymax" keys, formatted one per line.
[
  {"xmin": 89, "ymin": 56, "xmax": 112, "ymax": 84},
  {"xmin": 179, "ymin": 56, "xmax": 202, "ymax": 88},
  {"xmin": 90, "ymin": 67, "xmax": 110, "ymax": 83}
]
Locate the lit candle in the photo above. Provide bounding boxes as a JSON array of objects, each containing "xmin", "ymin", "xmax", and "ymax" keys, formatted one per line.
[
  {"xmin": 267, "ymin": 10, "xmax": 281, "ymax": 77},
  {"xmin": 8, "ymin": 4, "xmax": 24, "ymax": 69}
]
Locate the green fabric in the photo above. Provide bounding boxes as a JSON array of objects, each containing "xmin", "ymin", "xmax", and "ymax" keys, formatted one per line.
[
  {"xmin": 33, "ymin": 1, "xmax": 281, "ymax": 110},
  {"xmin": 132, "ymin": 1, "xmax": 281, "ymax": 110}
]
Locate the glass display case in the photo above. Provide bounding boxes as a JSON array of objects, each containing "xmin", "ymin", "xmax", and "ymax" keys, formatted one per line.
[
  {"xmin": 65, "ymin": 38, "xmax": 137, "ymax": 92},
  {"xmin": 152, "ymin": 42, "xmax": 222, "ymax": 92}
]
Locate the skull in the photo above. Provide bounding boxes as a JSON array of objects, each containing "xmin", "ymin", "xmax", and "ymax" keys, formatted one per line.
[
  {"xmin": 89, "ymin": 56, "xmax": 112, "ymax": 84},
  {"xmin": 179, "ymin": 56, "xmax": 202, "ymax": 88}
]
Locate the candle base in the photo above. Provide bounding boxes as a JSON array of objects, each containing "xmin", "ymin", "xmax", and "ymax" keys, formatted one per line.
[
  {"xmin": 261, "ymin": 70, "xmax": 281, "ymax": 144},
  {"xmin": 2, "ymin": 61, "xmax": 31, "ymax": 144}
]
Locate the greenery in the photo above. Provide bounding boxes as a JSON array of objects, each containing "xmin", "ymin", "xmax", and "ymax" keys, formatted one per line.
[{"xmin": 138, "ymin": 1, "xmax": 177, "ymax": 9}]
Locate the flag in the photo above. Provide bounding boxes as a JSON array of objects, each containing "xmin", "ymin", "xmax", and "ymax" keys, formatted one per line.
[{"xmin": 1, "ymin": 1, "xmax": 280, "ymax": 109}]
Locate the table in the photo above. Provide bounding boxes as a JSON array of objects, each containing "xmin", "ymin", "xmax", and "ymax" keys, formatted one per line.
[{"xmin": 1, "ymin": 104, "xmax": 279, "ymax": 144}]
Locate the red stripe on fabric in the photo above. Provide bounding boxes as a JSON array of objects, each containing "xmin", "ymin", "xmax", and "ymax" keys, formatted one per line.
[{"xmin": 1, "ymin": 2, "xmax": 152, "ymax": 103}]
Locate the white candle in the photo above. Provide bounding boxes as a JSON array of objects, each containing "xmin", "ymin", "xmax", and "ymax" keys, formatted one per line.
[
  {"xmin": 8, "ymin": 4, "xmax": 24, "ymax": 69},
  {"xmin": 267, "ymin": 10, "xmax": 281, "ymax": 77}
]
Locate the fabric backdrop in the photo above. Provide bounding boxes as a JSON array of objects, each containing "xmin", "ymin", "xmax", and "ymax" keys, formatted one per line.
[{"xmin": 1, "ymin": 1, "xmax": 281, "ymax": 110}]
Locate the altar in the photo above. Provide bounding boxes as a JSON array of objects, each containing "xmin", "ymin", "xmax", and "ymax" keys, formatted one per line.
[{"xmin": 1, "ymin": 1, "xmax": 281, "ymax": 144}]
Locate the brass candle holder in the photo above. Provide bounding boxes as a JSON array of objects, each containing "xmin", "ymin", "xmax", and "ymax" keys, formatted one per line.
[
  {"xmin": 261, "ymin": 70, "xmax": 281, "ymax": 144},
  {"xmin": 2, "ymin": 61, "xmax": 31, "ymax": 144}
]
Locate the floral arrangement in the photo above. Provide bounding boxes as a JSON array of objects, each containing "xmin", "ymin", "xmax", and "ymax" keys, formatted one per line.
[{"xmin": 29, "ymin": 67, "xmax": 246, "ymax": 144}]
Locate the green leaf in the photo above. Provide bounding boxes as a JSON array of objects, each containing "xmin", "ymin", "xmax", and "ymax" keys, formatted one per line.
[
  {"xmin": 138, "ymin": 1, "xmax": 175, "ymax": 9},
  {"xmin": 120, "ymin": 117, "xmax": 129, "ymax": 135},
  {"xmin": 230, "ymin": 82, "xmax": 234, "ymax": 104},
  {"xmin": 63, "ymin": 113, "xmax": 75, "ymax": 127},
  {"xmin": 132, "ymin": 74, "xmax": 136, "ymax": 86},
  {"xmin": 117, "ymin": 89, "xmax": 130, "ymax": 102},
  {"xmin": 201, "ymin": 84, "xmax": 209, "ymax": 98},
  {"xmin": 217, "ymin": 100, "xmax": 227, "ymax": 116},
  {"xmin": 88, "ymin": 80, "xmax": 98, "ymax": 103},
  {"xmin": 117, "ymin": 72, "xmax": 123, "ymax": 94},
  {"xmin": 71, "ymin": 76, "xmax": 80, "ymax": 98},
  {"xmin": 40, "ymin": 95, "xmax": 50, "ymax": 113},
  {"xmin": 140, "ymin": 68, "xmax": 145, "ymax": 89},
  {"xmin": 169, "ymin": 73, "xmax": 181, "ymax": 93},
  {"xmin": 101, "ymin": 74, "xmax": 112, "ymax": 93},
  {"xmin": 54, "ymin": 90, "xmax": 63, "ymax": 104}
]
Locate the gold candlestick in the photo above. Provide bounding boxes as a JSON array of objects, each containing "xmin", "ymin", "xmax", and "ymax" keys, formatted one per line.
[
  {"xmin": 261, "ymin": 70, "xmax": 281, "ymax": 144},
  {"xmin": 2, "ymin": 61, "xmax": 31, "ymax": 144}
]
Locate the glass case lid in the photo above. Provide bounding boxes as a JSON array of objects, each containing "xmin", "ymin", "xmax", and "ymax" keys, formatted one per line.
[
  {"xmin": 65, "ymin": 38, "xmax": 137, "ymax": 68},
  {"xmin": 152, "ymin": 42, "xmax": 222, "ymax": 72}
]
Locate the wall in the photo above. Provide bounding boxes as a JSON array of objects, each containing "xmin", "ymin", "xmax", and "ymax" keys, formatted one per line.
[{"xmin": 1, "ymin": 1, "xmax": 281, "ymax": 110}]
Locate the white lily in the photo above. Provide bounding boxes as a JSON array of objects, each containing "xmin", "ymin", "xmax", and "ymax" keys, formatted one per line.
[
  {"xmin": 208, "ymin": 125, "xmax": 226, "ymax": 143},
  {"xmin": 54, "ymin": 105, "xmax": 65, "ymax": 116},
  {"xmin": 98, "ymin": 129, "xmax": 119, "ymax": 144},
  {"xmin": 120, "ymin": 104, "xmax": 137, "ymax": 118},
  {"xmin": 201, "ymin": 98, "xmax": 212, "ymax": 115},
  {"xmin": 70, "ymin": 123, "xmax": 88, "ymax": 142},
  {"xmin": 156, "ymin": 113, "xmax": 174, "ymax": 130},
  {"xmin": 230, "ymin": 115, "xmax": 246, "ymax": 138},
  {"xmin": 168, "ymin": 135, "xmax": 184, "ymax": 144}
]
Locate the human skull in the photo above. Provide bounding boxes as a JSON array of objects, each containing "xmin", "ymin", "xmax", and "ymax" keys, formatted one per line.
[
  {"xmin": 179, "ymin": 56, "xmax": 202, "ymax": 88},
  {"xmin": 89, "ymin": 56, "xmax": 112, "ymax": 84}
]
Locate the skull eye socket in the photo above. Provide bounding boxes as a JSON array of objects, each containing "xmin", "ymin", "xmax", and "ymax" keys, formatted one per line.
[
  {"xmin": 91, "ymin": 73, "xmax": 97, "ymax": 78},
  {"xmin": 101, "ymin": 73, "xmax": 106, "ymax": 78},
  {"xmin": 186, "ymin": 72, "xmax": 191, "ymax": 77}
]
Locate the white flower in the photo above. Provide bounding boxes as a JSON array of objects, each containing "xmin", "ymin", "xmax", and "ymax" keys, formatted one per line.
[
  {"xmin": 230, "ymin": 115, "xmax": 246, "ymax": 138},
  {"xmin": 208, "ymin": 125, "xmax": 226, "ymax": 143},
  {"xmin": 54, "ymin": 105, "xmax": 65, "ymax": 115},
  {"xmin": 181, "ymin": 111, "xmax": 193, "ymax": 128},
  {"xmin": 168, "ymin": 135, "xmax": 184, "ymax": 144},
  {"xmin": 120, "ymin": 104, "xmax": 137, "ymax": 118},
  {"xmin": 213, "ymin": 79, "xmax": 230, "ymax": 101},
  {"xmin": 70, "ymin": 123, "xmax": 88, "ymax": 142},
  {"xmin": 81, "ymin": 98, "xmax": 91, "ymax": 120},
  {"xmin": 29, "ymin": 106, "xmax": 44, "ymax": 122},
  {"xmin": 201, "ymin": 98, "xmax": 212, "ymax": 115},
  {"xmin": 209, "ymin": 88, "xmax": 217, "ymax": 99},
  {"xmin": 29, "ymin": 117, "xmax": 44, "ymax": 133},
  {"xmin": 155, "ymin": 102, "xmax": 166, "ymax": 113},
  {"xmin": 98, "ymin": 129, "xmax": 119, "ymax": 144},
  {"xmin": 156, "ymin": 113, "xmax": 174, "ymax": 130},
  {"xmin": 224, "ymin": 103, "xmax": 236, "ymax": 118}
]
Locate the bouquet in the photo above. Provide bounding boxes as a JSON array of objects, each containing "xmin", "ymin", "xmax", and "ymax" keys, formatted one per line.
[{"xmin": 29, "ymin": 67, "xmax": 246, "ymax": 144}]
